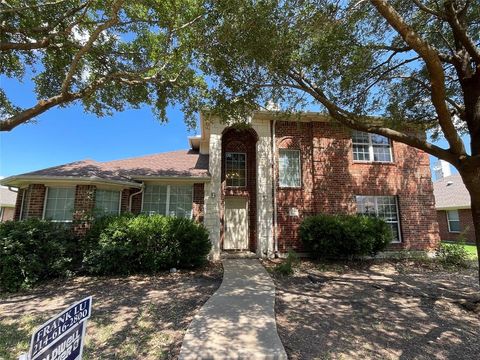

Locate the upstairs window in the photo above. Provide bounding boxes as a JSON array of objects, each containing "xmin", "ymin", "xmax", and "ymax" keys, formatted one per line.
[
  {"xmin": 142, "ymin": 184, "xmax": 193, "ymax": 218},
  {"xmin": 279, "ymin": 149, "xmax": 301, "ymax": 188},
  {"xmin": 44, "ymin": 187, "xmax": 75, "ymax": 222},
  {"xmin": 95, "ymin": 190, "xmax": 120, "ymax": 216},
  {"xmin": 225, "ymin": 152, "xmax": 246, "ymax": 187},
  {"xmin": 352, "ymin": 131, "xmax": 392, "ymax": 162},
  {"xmin": 356, "ymin": 195, "xmax": 401, "ymax": 243},
  {"xmin": 446, "ymin": 210, "xmax": 461, "ymax": 232}
]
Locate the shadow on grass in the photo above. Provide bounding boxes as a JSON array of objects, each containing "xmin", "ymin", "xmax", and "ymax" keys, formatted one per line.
[
  {"xmin": 0, "ymin": 265, "xmax": 222, "ymax": 360},
  {"xmin": 270, "ymin": 259, "xmax": 480, "ymax": 360}
]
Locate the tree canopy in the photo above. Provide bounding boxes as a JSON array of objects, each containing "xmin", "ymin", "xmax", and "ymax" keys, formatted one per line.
[{"xmin": 0, "ymin": 0, "xmax": 207, "ymax": 131}]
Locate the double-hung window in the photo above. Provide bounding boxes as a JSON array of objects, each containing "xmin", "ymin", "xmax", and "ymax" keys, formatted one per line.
[
  {"xmin": 356, "ymin": 195, "xmax": 401, "ymax": 243},
  {"xmin": 279, "ymin": 149, "xmax": 301, "ymax": 188},
  {"xmin": 446, "ymin": 210, "xmax": 461, "ymax": 232},
  {"xmin": 225, "ymin": 152, "xmax": 247, "ymax": 187},
  {"xmin": 352, "ymin": 131, "xmax": 393, "ymax": 162},
  {"xmin": 95, "ymin": 189, "xmax": 120, "ymax": 216},
  {"xmin": 142, "ymin": 184, "xmax": 193, "ymax": 218},
  {"xmin": 43, "ymin": 187, "xmax": 75, "ymax": 222}
]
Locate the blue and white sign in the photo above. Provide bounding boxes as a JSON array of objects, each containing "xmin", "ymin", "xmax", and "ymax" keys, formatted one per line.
[{"xmin": 26, "ymin": 296, "xmax": 92, "ymax": 360}]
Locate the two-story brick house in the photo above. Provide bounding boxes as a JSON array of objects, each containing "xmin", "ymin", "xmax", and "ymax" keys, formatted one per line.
[{"xmin": 2, "ymin": 111, "xmax": 440, "ymax": 258}]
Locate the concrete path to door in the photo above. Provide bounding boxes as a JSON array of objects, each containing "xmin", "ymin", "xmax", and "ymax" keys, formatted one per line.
[{"xmin": 179, "ymin": 259, "xmax": 287, "ymax": 360}]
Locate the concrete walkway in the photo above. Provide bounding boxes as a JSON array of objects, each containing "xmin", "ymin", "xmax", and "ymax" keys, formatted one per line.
[{"xmin": 179, "ymin": 259, "xmax": 287, "ymax": 360}]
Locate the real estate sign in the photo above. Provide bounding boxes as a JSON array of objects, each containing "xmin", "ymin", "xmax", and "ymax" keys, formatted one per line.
[{"xmin": 24, "ymin": 296, "xmax": 92, "ymax": 360}]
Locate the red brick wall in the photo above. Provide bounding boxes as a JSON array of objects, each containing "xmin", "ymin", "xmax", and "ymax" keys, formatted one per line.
[
  {"xmin": 119, "ymin": 188, "xmax": 143, "ymax": 213},
  {"xmin": 73, "ymin": 185, "xmax": 96, "ymax": 236},
  {"xmin": 221, "ymin": 127, "xmax": 258, "ymax": 252},
  {"xmin": 275, "ymin": 120, "xmax": 440, "ymax": 253},
  {"xmin": 437, "ymin": 209, "xmax": 475, "ymax": 243},
  {"xmin": 21, "ymin": 184, "xmax": 46, "ymax": 219},
  {"xmin": 193, "ymin": 183, "xmax": 205, "ymax": 222},
  {"xmin": 131, "ymin": 191, "xmax": 143, "ymax": 214}
]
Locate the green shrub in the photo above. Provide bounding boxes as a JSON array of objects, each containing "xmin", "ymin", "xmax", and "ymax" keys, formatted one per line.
[
  {"xmin": 436, "ymin": 242, "xmax": 470, "ymax": 268},
  {"xmin": 275, "ymin": 250, "xmax": 300, "ymax": 276},
  {"xmin": 0, "ymin": 219, "xmax": 77, "ymax": 292},
  {"xmin": 83, "ymin": 214, "xmax": 211, "ymax": 275},
  {"xmin": 299, "ymin": 214, "xmax": 392, "ymax": 259}
]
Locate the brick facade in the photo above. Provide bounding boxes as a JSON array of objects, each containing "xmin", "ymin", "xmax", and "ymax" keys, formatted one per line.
[
  {"xmin": 437, "ymin": 209, "xmax": 475, "ymax": 243},
  {"xmin": 221, "ymin": 127, "xmax": 258, "ymax": 252},
  {"xmin": 274, "ymin": 120, "xmax": 440, "ymax": 252},
  {"xmin": 73, "ymin": 185, "xmax": 96, "ymax": 236},
  {"xmin": 20, "ymin": 184, "xmax": 46, "ymax": 219}
]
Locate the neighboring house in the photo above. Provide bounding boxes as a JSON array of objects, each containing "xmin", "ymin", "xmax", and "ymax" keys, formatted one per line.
[
  {"xmin": 0, "ymin": 186, "xmax": 17, "ymax": 222},
  {"xmin": 433, "ymin": 174, "xmax": 475, "ymax": 243},
  {"xmin": 1, "ymin": 111, "xmax": 440, "ymax": 258}
]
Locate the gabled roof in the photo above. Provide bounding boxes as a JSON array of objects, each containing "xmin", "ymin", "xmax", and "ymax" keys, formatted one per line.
[
  {"xmin": 433, "ymin": 174, "xmax": 471, "ymax": 210},
  {"xmin": 0, "ymin": 187, "xmax": 17, "ymax": 207},
  {"xmin": 1, "ymin": 150, "xmax": 210, "ymax": 188}
]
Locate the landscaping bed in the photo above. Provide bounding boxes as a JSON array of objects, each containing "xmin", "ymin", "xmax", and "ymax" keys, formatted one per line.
[
  {"xmin": 0, "ymin": 263, "xmax": 222, "ymax": 360},
  {"xmin": 267, "ymin": 259, "xmax": 480, "ymax": 360}
]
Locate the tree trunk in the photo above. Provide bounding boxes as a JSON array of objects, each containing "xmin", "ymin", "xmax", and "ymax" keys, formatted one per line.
[{"xmin": 459, "ymin": 167, "xmax": 480, "ymax": 281}]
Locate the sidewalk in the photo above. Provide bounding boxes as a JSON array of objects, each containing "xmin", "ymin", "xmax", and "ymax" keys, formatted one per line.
[{"xmin": 179, "ymin": 259, "xmax": 287, "ymax": 359}]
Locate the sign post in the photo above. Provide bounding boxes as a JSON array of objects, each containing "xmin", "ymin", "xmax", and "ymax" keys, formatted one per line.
[{"xmin": 20, "ymin": 296, "xmax": 92, "ymax": 360}]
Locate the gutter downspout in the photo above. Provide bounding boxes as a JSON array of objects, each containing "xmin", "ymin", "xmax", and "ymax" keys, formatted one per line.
[
  {"xmin": 7, "ymin": 186, "xmax": 18, "ymax": 193},
  {"xmin": 129, "ymin": 183, "xmax": 144, "ymax": 212},
  {"xmin": 272, "ymin": 120, "xmax": 279, "ymax": 256}
]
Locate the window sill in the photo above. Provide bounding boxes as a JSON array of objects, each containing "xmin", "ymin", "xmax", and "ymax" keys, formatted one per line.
[
  {"xmin": 279, "ymin": 186, "xmax": 302, "ymax": 190},
  {"xmin": 352, "ymin": 161, "xmax": 395, "ymax": 165}
]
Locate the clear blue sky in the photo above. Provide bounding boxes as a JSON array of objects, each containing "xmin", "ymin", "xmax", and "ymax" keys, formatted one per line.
[
  {"xmin": 0, "ymin": 75, "xmax": 464, "ymax": 180},
  {"xmin": 0, "ymin": 76, "xmax": 199, "ymax": 178}
]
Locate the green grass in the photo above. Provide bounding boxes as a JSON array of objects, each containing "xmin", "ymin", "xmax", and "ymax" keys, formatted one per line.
[
  {"xmin": 463, "ymin": 244, "xmax": 478, "ymax": 259},
  {"xmin": 442, "ymin": 242, "xmax": 478, "ymax": 260}
]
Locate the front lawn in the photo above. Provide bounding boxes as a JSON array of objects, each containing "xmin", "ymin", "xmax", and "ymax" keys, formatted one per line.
[
  {"xmin": 267, "ymin": 259, "xmax": 480, "ymax": 360},
  {"xmin": 462, "ymin": 244, "xmax": 478, "ymax": 259},
  {"xmin": 441, "ymin": 241, "xmax": 478, "ymax": 260},
  {"xmin": 0, "ymin": 265, "xmax": 222, "ymax": 360}
]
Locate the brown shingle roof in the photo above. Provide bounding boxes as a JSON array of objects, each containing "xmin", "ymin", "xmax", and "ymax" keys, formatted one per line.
[
  {"xmin": 3, "ymin": 150, "xmax": 209, "ymax": 186},
  {"xmin": 433, "ymin": 174, "xmax": 471, "ymax": 209}
]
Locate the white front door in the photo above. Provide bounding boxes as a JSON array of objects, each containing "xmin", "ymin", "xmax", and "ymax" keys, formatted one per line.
[{"xmin": 224, "ymin": 197, "xmax": 249, "ymax": 250}]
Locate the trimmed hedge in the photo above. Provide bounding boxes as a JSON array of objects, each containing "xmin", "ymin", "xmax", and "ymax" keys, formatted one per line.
[
  {"xmin": 83, "ymin": 214, "xmax": 212, "ymax": 275},
  {"xmin": 0, "ymin": 219, "xmax": 78, "ymax": 292},
  {"xmin": 299, "ymin": 214, "xmax": 392, "ymax": 259}
]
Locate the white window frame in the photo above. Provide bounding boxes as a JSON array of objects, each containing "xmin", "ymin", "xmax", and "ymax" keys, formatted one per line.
[
  {"xmin": 279, "ymin": 149, "xmax": 302, "ymax": 188},
  {"xmin": 225, "ymin": 152, "xmax": 247, "ymax": 187},
  {"xmin": 446, "ymin": 209, "xmax": 461, "ymax": 233},
  {"xmin": 352, "ymin": 131, "xmax": 393, "ymax": 163},
  {"xmin": 356, "ymin": 195, "xmax": 402, "ymax": 243},
  {"xmin": 95, "ymin": 189, "xmax": 121, "ymax": 216},
  {"xmin": 42, "ymin": 187, "xmax": 75, "ymax": 223},
  {"xmin": 141, "ymin": 184, "xmax": 193, "ymax": 219}
]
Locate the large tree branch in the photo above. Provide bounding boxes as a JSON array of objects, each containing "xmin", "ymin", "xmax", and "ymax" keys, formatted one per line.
[
  {"xmin": 411, "ymin": 0, "xmax": 445, "ymax": 19},
  {"xmin": 0, "ymin": 66, "xmax": 175, "ymax": 131},
  {"xmin": 60, "ymin": 0, "xmax": 124, "ymax": 94},
  {"xmin": 369, "ymin": 0, "xmax": 466, "ymax": 156},
  {"xmin": 287, "ymin": 70, "xmax": 458, "ymax": 163},
  {"xmin": 0, "ymin": 38, "xmax": 51, "ymax": 51},
  {"xmin": 444, "ymin": 0, "xmax": 480, "ymax": 63}
]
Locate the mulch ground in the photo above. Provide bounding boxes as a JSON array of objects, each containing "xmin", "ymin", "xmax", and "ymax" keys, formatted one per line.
[
  {"xmin": 266, "ymin": 259, "xmax": 480, "ymax": 360},
  {"xmin": 0, "ymin": 263, "xmax": 223, "ymax": 360}
]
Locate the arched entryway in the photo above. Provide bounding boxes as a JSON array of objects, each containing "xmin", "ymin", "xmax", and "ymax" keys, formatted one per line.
[{"xmin": 220, "ymin": 127, "xmax": 258, "ymax": 252}]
